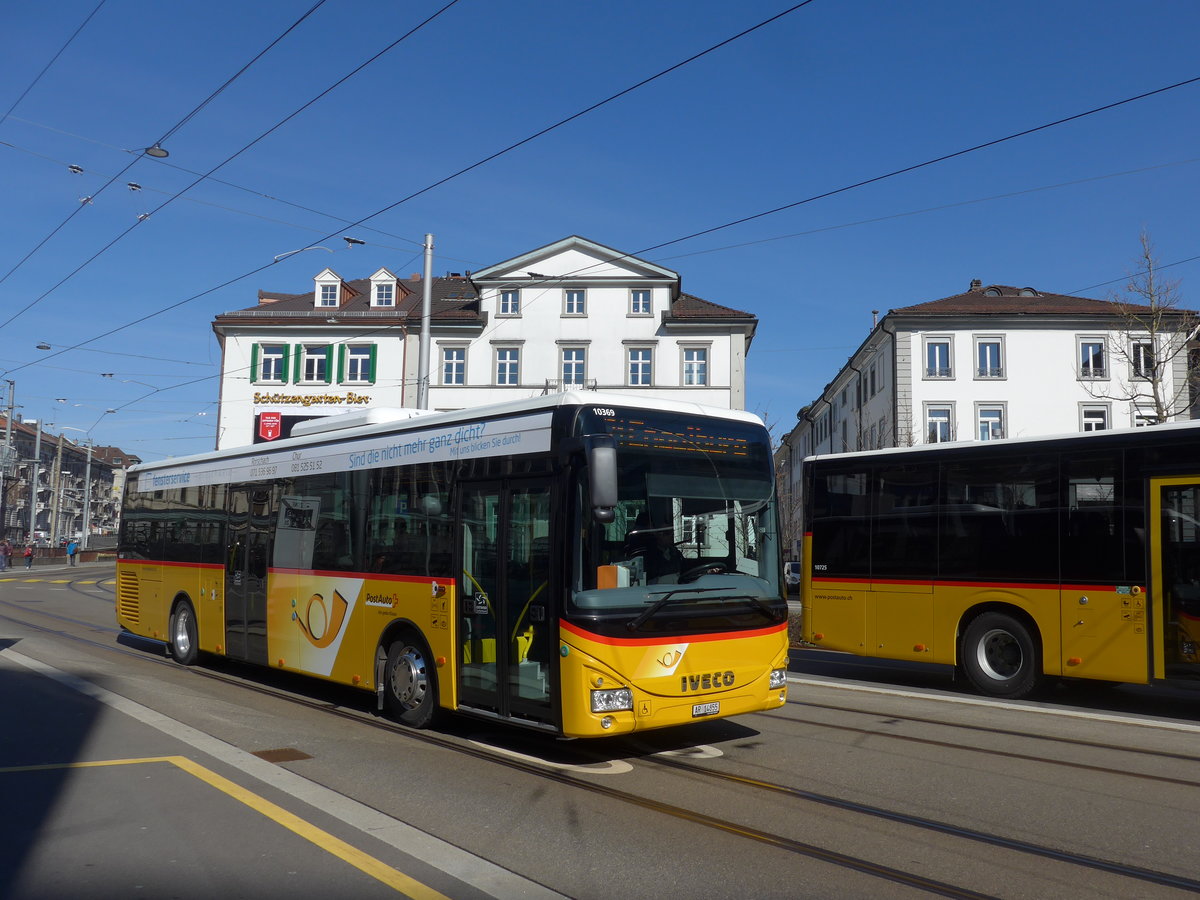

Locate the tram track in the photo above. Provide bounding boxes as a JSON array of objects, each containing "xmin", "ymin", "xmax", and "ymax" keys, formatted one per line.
[{"xmin": 1, "ymin": 585, "xmax": 1197, "ymax": 897}]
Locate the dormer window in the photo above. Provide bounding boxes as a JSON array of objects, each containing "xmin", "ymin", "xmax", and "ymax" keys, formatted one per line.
[
  {"xmin": 314, "ymin": 268, "xmax": 344, "ymax": 309},
  {"xmin": 368, "ymin": 267, "xmax": 399, "ymax": 309}
]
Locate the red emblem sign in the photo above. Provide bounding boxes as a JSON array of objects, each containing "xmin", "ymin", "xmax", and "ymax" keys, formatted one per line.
[{"xmin": 259, "ymin": 412, "xmax": 282, "ymax": 441}]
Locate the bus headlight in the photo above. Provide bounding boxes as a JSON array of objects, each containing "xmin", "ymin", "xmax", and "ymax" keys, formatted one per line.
[
  {"xmin": 591, "ymin": 687, "xmax": 633, "ymax": 713},
  {"xmin": 769, "ymin": 668, "xmax": 788, "ymax": 689}
]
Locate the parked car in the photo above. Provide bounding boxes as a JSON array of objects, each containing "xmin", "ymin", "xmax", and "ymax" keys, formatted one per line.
[{"xmin": 784, "ymin": 561, "xmax": 801, "ymax": 595}]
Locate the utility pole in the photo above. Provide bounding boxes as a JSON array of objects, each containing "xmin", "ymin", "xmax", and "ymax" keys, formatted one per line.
[
  {"xmin": 417, "ymin": 233, "xmax": 433, "ymax": 410},
  {"xmin": 50, "ymin": 434, "xmax": 64, "ymax": 543},
  {"xmin": 0, "ymin": 381, "xmax": 13, "ymax": 541},
  {"xmin": 81, "ymin": 442, "xmax": 93, "ymax": 551},
  {"xmin": 28, "ymin": 423, "xmax": 42, "ymax": 543}
]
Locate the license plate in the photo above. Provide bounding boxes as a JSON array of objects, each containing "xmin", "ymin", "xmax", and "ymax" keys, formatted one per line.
[{"xmin": 691, "ymin": 701, "xmax": 720, "ymax": 717}]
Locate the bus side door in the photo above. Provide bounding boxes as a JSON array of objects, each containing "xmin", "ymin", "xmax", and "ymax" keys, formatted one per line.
[
  {"xmin": 1151, "ymin": 478, "xmax": 1200, "ymax": 679},
  {"xmin": 457, "ymin": 480, "xmax": 556, "ymax": 729}
]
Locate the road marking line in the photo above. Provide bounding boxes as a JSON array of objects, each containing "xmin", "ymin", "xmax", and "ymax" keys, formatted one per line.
[
  {"xmin": 0, "ymin": 649, "xmax": 564, "ymax": 900},
  {"xmin": 0, "ymin": 755, "xmax": 449, "ymax": 898},
  {"xmin": 786, "ymin": 674, "xmax": 1200, "ymax": 733}
]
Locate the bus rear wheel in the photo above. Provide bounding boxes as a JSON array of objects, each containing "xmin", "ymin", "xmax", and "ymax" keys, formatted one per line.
[
  {"xmin": 384, "ymin": 636, "xmax": 438, "ymax": 728},
  {"xmin": 960, "ymin": 612, "xmax": 1043, "ymax": 699},
  {"xmin": 169, "ymin": 600, "xmax": 199, "ymax": 666}
]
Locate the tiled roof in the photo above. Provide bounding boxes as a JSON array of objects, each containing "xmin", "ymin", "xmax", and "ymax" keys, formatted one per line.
[
  {"xmin": 892, "ymin": 283, "xmax": 1167, "ymax": 317},
  {"xmin": 671, "ymin": 292, "xmax": 753, "ymax": 318},
  {"xmin": 219, "ymin": 276, "xmax": 481, "ymax": 323}
]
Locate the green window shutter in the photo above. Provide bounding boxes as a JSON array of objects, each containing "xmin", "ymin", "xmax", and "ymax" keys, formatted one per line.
[
  {"xmin": 324, "ymin": 346, "xmax": 333, "ymax": 384},
  {"xmin": 367, "ymin": 345, "xmax": 377, "ymax": 384},
  {"xmin": 250, "ymin": 344, "xmax": 260, "ymax": 384},
  {"xmin": 293, "ymin": 346, "xmax": 303, "ymax": 383},
  {"xmin": 280, "ymin": 345, "xmax": 289, "ymax": 383},
  {"xmin": 337, "ymin": 344, "xmax": 346, "ymax": 384}
]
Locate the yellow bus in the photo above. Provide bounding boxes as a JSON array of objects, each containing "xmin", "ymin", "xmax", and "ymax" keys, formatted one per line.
[
  {"xmin": 801, "ymin": 422, "xmax": 1200, "ymax": 698},
  {"xmin": 117, "ymin": 393, "xmax": 789, "ymax": 737}
]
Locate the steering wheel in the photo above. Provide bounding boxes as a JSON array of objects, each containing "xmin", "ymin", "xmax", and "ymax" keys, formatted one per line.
[{"xmin": 680, "ymin": 562, "xmax": 728, "ymax": 582}]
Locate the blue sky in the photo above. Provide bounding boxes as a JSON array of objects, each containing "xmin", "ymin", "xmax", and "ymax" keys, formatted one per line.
[{"xmin": 1, "ymin": 0, "xmax": 1197, "ymax": 459}]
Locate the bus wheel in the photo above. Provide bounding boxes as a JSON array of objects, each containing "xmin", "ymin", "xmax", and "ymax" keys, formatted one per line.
[
  {"xmin": 384, "ymin": 636, "xmax": 438, "ymax": 728},
  {"xmin": 960, "ymin": 612, "xmax": 1042, "ymax": 699},
  {"xmin": 169, "ymin": 601, "xmax": 199, "ymax": 666}
]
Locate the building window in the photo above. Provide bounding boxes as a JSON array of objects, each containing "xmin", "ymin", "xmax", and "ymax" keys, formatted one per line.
[
  {"xmin": 976, "ymin": 405, "xmax": 1005, "ymax": 440},
  {"xmin": 682, "ymin": 347, "xmax": 708, "ymax": 386},
  {"xmin": 374, "ymin": 283, "xmax": 394, "ymax": 307},
  {"xmin": 975, "ymin": 337, "xmax": 1004, "ymax": 378},
  {"xmin": 319, "ymin": 284, "xmax": 338, "ymax": 307},
  {"xmin": 255, "ymin": 344, "xmax": 287, "ymax": 384},
  {"xmin": 1132, "ymin": 341, "xmax": 1156, "ymax": 379},
  {"xmin": 627, "ymin": 347, "xmax": 653, "ymax": 385},
  {"xmin": 441, "ymin": 347, "xmax": 465, "ymax": 385},
  {"xmin": 342, "ymin": 346, "xmax": 375, "ymax": 384},
  {"xmin": 1081, "ymin": 405, "xmax": 1109, "ymax": 431},
  {"xmin": 561, "ymin": 347, "xmax": 586, "ymax": 385},
  {"xmin": 630, "ymin": 289, "xmax": 651, "ymax": 316},
  {"xmin": 925, "ymin": 405, "xmax": 953, "ymax": 443},
  {"xmin": 300, "ymin": 345, "xmax": 331, "ymax": 383},
  {"xmin": 564, "ymin": 290, "xmax": 586, "ymax": 316},
  {"xmin": 496, "ymin": 347, "xmax": 521, "ymax": 385},
  {"xmin": 500, "ymin": 289, "xmax": 520, "ymax": 316},
  {"xmin": 924, "ymin": 337, "xmax": 952, "ymax": 378},
  {"xmin": 1079, "ymin": 338, "xmax": 1107, "ymax": 379},
  {"xmin": 1134, "ymin": 406, "xmax": 1159, "ymax": 427}
]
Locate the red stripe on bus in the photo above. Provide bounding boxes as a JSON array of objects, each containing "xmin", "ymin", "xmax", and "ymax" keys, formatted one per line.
[
  {"xmin": 812, "ymin": 576, "xmax": 1124, "ymax": 592},
  {"xmin": 560, "ymin": 619, "xmax": 786, "ymax": 647},
  {"xmin": 269, "ymin": 566, "xmax": 442, "ymax": 585},
  {"xmin": 117, "ymin": 559, "xmax": 224, "ymax": 570}
]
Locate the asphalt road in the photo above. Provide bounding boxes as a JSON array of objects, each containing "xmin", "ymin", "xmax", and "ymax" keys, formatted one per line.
[{"xmin": 2, "ymin": 564, "xmax": 1198, "ymax": 899}]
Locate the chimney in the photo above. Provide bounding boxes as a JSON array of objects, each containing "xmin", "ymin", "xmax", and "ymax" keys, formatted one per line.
[
  {"xmin": 410, "ymin": 273, "xmax": 421, "ymax": 281},
  {"xmin": 970, "ymin": 278, "xmax": 982, "ymax": 291},
  {"xmin": 871, "ymin": 309, "xmax": 879, "ymax": 327}
]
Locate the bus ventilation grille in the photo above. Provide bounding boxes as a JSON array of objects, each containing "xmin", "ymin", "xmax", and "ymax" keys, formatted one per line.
[{"xmin": 117, "ymin": 571, "xmax": 140, "ymax": 624}]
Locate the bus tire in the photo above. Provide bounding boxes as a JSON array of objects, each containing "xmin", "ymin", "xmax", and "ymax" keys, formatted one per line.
[
  {"xmin": 169, "ymin": 600, "xmax": 199, "ymax": 666},
  {"xmin": 384, "ymin": 636, "xmax": 438, "ymax": 728},
  {"xmin": 960, "ymin": 612, "xmax": 1042, "ymax": 699}
]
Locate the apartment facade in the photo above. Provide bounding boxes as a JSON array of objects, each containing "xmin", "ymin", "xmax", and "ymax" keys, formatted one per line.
[
  {"xmin": 776, "ymin": 279, "xmax": 1197, "ymax": 559},
  {"xmin": 213, "ymin": 236, "xmax": 757, "ymax": 449}
]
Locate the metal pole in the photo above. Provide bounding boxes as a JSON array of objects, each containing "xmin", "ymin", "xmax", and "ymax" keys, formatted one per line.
[
  {"xmin": 28, "ymin": 424, "xmax": 41, "ymax": 543},
  {"xmin": 81, "ymin": 443, "xmax": 92, "ymax": 551},
  {"xmin": 0, "ymin": 381, "xmax": 13, "ymax": 540},
  {"xmin": 417, "ymin": 233, "xmax": 434, "ymax": 410}
]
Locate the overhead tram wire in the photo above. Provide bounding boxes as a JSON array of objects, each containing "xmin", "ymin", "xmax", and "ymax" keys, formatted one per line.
[
  {"xmin": 4, "ymin": 118, "xmax": 430, "ymax": 252},
  {"xmin": 4, "ymin": 0, "xmax": 810, "ymax": 379},
  {"xmin": 0, "ymin": 0, "xmax": 108, "ymax": 128},
  {"xmin": 0, "ymin": 138, "xmax": 434, "ymax": 251},
  {"xmin": 0, "ymin": 0, "xmax": 333, "ymax": 316},
  {"xmin": 0, "ymin": 0, "xmax": 464, "ymax": 336},
  {"xmin": 15, "ymin": 37, "xmax": 1200, "ymax": 399}
]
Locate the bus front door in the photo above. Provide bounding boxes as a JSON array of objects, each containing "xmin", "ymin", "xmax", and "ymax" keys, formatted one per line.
[
  {"xmin": 1152, "ymin": 478, "xmax": 1200, "ymax": 678},
  {"xmin": 458, "ymin": 481, "xmax": 556, "ymax": 729},
  {"xmin": 225, "ymin": 485, "xmax": 271, "ymax": 665}
]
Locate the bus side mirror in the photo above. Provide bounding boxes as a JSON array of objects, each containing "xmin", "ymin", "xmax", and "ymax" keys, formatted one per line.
[{"xmin": 584, "ymin": 435, "xmax": 617, "ymax": 523}]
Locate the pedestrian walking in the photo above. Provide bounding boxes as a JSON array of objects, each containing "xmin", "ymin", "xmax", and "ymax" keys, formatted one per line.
[
  {"xmin": 66, "ymin": 539, "xmax": 78, "ymax": 566},
  {"xmin": 0, "ymin": 539, "xmax": 9, "ymax": 571},
  {"xmin": 23, "ymin": 544, "xmax": 33, "ymax": 570}
]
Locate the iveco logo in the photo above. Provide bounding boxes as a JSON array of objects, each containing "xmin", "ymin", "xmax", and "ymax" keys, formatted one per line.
[
  {"xmin": 681, "ymin": 671, "xmax": 735, "ymax": 692},
  {"xmin": 658, "ymin": 650, "xmax": 682, "ymax": 668}
]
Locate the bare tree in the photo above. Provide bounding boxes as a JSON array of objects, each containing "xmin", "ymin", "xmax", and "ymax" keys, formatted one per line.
[{"xmin": 1088, "ymin": 232, "xmax": 1198, "ymax": 424}]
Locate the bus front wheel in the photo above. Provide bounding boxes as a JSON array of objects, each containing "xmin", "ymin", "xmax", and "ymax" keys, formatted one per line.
[
  {"xmin": 169, "ymin": 601, "xmax": 199, "ymax": 666},
  {"xmin": 384, "ymin": 636, "xmax": 439, "ymax": 728},
  {"xmin": 960, "ymin": 612, "xmax": 1043, "ymax": 699}
]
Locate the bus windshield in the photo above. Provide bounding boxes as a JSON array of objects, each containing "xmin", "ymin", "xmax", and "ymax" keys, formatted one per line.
[{"xmin": 571, "ymin": 407, "xmax": 782, "ymax": 619}]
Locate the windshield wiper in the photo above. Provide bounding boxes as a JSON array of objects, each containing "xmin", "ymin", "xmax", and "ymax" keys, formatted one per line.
[{"xmin": 626, "ymin": 587, "xmax": 779, "ymax": 631}]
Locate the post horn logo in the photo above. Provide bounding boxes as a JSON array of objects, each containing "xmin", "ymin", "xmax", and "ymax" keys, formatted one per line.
[{"xmin": 658, "ymin": 649, "xmax": 683, "ymax": 668}]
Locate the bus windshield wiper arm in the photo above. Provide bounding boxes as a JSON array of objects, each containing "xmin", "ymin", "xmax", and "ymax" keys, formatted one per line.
[
  {"xmin": 626, "ymin": 588, "xmax": 773, "ymax": 631},
  {"xmin": 626, "ymin": 587, "xmax": 725, "ymax": 631}
]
